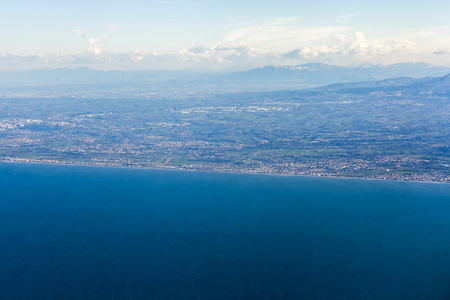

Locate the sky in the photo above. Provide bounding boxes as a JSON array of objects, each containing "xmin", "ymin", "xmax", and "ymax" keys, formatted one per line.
[{"xmin": 1, "ymin": 0, "xmax": 450, "ymax": 71}]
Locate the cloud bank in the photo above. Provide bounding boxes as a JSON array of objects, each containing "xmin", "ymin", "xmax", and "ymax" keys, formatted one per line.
[{"xmin": 1, "ymin": 22, "xmax": 450, "ymax": 71}]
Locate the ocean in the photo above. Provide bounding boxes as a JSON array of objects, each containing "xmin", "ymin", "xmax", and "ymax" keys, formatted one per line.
[{"xmin": 1, "ymin": 162, "xmax": 450, "ymax": 299}]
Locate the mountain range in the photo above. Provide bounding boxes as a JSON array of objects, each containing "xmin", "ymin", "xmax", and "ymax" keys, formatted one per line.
[
  {"xmin": 318, "ymin": 73, "xmax": 450, "ymax": 91},
  {"xmin": 1, "ymin": 62, "xmax": 450, "ymax": 91}
]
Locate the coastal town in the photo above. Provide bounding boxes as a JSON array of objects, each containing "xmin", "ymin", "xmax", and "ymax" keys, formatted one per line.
[{"xmin": 1, "ymin": 85, "xmax": 449, "ymax": 182}]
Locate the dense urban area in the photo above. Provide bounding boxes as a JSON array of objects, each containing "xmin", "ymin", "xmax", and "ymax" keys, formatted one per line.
[{"xmin": 0, "ymin": 81, "xmax": 449, "ymax": 182}]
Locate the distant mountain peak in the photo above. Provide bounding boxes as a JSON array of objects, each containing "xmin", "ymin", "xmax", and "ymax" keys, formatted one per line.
[{"xmin": 1, "ymin": 62, "xmax": 450, "ymax": 91}]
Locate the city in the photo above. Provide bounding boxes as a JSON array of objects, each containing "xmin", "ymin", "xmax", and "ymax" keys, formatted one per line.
[{"xmin": 1, "ymin": 80, "xmax": 449, "ymax": 182}]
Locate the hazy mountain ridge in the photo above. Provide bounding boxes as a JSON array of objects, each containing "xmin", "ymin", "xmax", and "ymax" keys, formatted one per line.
[
  {"xmin": 317, "ymin": 73, "xmax": 450, "ymax": 93},
  {"xmin": 0, "ymin": 68, "xmax": 197, "ymax": 87},
  {"xmin": 220, "ymin": 63, "xmax": 450, "ymax": 89},
  {"xmin": 1, "ymin": 63, "xmax": 450, "ymax": 91}
]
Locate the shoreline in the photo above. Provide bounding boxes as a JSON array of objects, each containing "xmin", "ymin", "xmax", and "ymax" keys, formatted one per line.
[{"xmin": 1, "ymin": 158, "xmax": 448, "ymax": 185}]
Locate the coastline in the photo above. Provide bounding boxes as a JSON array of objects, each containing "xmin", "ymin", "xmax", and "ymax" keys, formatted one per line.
[{"xmin": 1, "ymin": 158, "xmax": 448, "ymax": 185}]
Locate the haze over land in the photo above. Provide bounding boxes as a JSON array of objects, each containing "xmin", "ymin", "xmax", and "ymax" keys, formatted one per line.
[
  {"xmin": 1, "ymin": 62, "xmax": 450, "ymax": 91},
  {"xmin": 1, "ymin": 71, "xmax": 449, "ymax": 182}
]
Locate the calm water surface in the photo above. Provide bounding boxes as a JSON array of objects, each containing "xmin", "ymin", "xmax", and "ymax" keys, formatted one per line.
[{"xmin": 1, "ymin": 162, "xmax": 450, "ymax": 299}]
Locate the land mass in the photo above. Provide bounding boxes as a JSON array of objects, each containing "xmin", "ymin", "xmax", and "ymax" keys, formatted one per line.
[{"xmin": 0, "ymin": 71, "xmax": 449, "ymax": 182}]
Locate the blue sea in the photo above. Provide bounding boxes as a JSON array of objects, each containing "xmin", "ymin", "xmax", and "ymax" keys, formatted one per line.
[{"xmin": 1, "ymin": 162, "xmax": 450, "ymax": 299}]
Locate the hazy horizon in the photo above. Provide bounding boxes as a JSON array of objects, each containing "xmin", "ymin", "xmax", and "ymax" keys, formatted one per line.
[{"xmin": 2, "ymin": 61, "xmax": 450, "ymax": 74}]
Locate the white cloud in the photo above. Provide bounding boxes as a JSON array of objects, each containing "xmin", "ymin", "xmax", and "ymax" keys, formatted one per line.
[
  {"xmin": 216, "ymin": 17, "xmax": 351, "ymax": 52},
  {"xmin": 212, "ymin": 18, "xmax": 450, "ymax": 66},
  {"xmin": 1, "ymin": 27, "xmax": 450, "ymax": 71},
  {"xmin": 386, "ymin": 27, "xmax": 450, "ymax": 45},
  {"xmin": 280, "ymin": 32, "xmax": 420, "ymax": 65},
  {"xmin": 88, "ymin": 35, "xmax": 107, "ymax": 55},
  {"xmin": 0, "ymin": 46, "xmax": 276, "ymax": 71}
]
